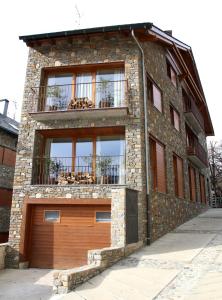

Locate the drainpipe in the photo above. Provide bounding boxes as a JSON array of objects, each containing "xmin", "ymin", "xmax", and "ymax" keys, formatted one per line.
[{"xmin": 131, "ymin": 29, "xmax": 151, "ymax": 245}]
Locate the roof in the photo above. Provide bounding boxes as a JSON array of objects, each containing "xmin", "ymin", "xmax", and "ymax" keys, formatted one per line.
[{"xmin": 0, "ymin": 113, "xmax": 19, "ymax": 136}]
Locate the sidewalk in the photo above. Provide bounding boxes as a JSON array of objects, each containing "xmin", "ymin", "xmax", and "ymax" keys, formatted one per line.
[{"xmin": 54, "ymin": 209, "xmax": 222, "ymax": 300}]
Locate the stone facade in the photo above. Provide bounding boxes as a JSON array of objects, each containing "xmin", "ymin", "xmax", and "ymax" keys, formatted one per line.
[
  {"xmin": 143, "ymin": 41, "xmax": 209, "ymax": 240},
  {"xmin": 8, "ymin": 29, "xmax": 211, "ymax": 268},
  {"xmin": 0, "ymin": 243, "xmax": 7, "ymax": 269}
]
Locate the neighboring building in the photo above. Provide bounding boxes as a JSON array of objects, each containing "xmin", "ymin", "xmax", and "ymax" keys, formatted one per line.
[
  {"xmin": 7, "ymin": 22, "xmax": 214, "ymax": 269},
  {"xmin": 0, "ymin": 99, "xmax": 19, "ymax": 243}
]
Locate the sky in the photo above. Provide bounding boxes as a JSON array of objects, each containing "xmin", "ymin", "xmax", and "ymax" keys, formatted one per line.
[{"xmin": 0, "ymin": 0, "xmax": 221, "ymax": 142}]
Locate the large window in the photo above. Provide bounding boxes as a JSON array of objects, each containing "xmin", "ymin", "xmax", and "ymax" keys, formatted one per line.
[
  {"xmin": 43, "ymin": 135, "xmax": 125, "ymax": 185},
  {"xmin": 44, "ymin": 68, "xmax": 125, "ymax": 111},
  {"xmin": 150, "ymin": 137, "xmax": 166, "ymax": 193},
  {"xmin": 173, "ymin": 154, "xmax": 184, "ymax": 198},
  {"xmin": 147, "ymin": 76, "xmax": 163, "ymax": 113}
]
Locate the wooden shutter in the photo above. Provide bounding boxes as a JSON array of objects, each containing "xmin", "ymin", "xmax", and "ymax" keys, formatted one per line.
[
  {"xmin": 0, "ymin": 146, "xmax": 4, "ymax": 164},
  {"xmin": 200, "ymin": 174, "xmax": 206, "ymax": 203},
  {"xmin": 189, "ymin": 166, "xmax": 196, "ymax": 201},
  {"xmin": 149, "ymin": 138, "xmax": 157, "ymax": 190},
  {"xmin": 3, "ymin": 148, "xmax": 16, "ymax": 167},
  {"xmin": 173, "ymin": 154, "xmax": 184, "ymax": 198},
  {"xmin": 156, "ymin": 142, "xmax": 166, "ymax": 193},
  {"xmin": 149, "ymin": 138, "xmax": 166, "ymax": 193},
  {"xmin": 152, "ymin": 84, "xmax": 162, "ymax": 112}
]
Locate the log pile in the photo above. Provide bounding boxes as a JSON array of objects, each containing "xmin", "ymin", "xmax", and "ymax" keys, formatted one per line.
[
  {"xmin": 68, "ymin": 97, "xmax": 94, "ymax": 110},
  {"xmin": 58, "ymin": 171, "xmax": 95, "ymax": 185}
]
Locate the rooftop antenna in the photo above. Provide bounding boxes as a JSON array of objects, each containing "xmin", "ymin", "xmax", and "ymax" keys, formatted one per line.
[
  {"xmin": 11, "ymin": 99, "xmax": 18, "ymax": 120},
  {"xmin": 74, "ymin": 4, "xmax": 82, "ymax": 28}
]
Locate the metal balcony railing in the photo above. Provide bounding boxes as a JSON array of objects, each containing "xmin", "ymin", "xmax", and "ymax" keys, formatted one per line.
[
  {"xmin": 32, "ymin": 155, "xmax": 125, "ymax": 185},
  {"xmin": 187, "ymin": 140, "xmax": 208, "ymax": 167},
  {"xmin": 31, "ymin": 80, "xmax": 128, "ymax": 112},
  {"xmin": 183, "ymin": 96, "xmax": 204, "ymax": 130}
]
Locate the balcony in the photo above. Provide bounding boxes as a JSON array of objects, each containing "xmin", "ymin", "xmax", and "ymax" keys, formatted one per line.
[
  {"xmin": 187, "ymin": 141, "xmax": 208, "ymax": 169},
  {"xmin": 32, "ymin": 155, "xmax": 125, "ymax": 185},
  {"xmin": 29, "ymin": 80, "xmax": 128, "ymax": 121},
  {"xmin": 183, "ymin": 96, "xmax": 204, "ymax": 134}
]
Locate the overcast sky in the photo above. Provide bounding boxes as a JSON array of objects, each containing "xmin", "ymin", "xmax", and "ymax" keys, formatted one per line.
[{"xmin": 0, "ymin": 0, "xmax": 221, "ymax": 142}]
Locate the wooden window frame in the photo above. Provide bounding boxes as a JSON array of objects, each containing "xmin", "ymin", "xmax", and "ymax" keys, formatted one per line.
[
  {"xmin": 149, "ymin": 136, "xmax": 167, "ymax": 194},
  {"xmin": 44, "ymin": 210, "xmax": 61, "ymax": 223},
  {"xmin": 147, "ymin": 74, "xmax": 163, "ymax": 113},
  {"xmin": 42, "ymin": 63, "xmax": 125, "ymax": 110},
  {"xmin": 173, "ymin": 153, "xmax": 184, "ymax": 199},
  {"xmin": 43, "ymin": 130, "xmax": 125, "ymax": 178},
  {"xmin": 170, "ymin": 104, "xmax": 180, "ymax": 131}
]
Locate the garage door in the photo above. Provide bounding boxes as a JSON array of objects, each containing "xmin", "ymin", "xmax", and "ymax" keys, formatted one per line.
[{"xmin": 29, "ymin": 204, "xmax": 111, "ymax": 269}]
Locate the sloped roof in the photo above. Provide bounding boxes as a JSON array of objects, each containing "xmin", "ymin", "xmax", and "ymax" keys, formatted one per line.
[{"xmin": 0, "ymin": 113, "xmax": 19, "ymax": 136}]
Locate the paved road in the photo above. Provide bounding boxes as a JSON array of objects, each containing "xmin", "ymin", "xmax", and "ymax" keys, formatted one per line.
[{"xmin": 1, "ymin": 209, "xmax": 222, "ymax": 299}]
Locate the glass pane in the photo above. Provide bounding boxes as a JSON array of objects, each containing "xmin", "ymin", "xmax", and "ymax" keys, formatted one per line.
[
  {"xmin": 45, "ymin": 75, "xmax": 72, "ymax": 110},
  {"xmin": 75, "ymin": 73, "xmax": 92, "ymax": 100},
  {"xmin": 96, "ymin": 70, "xmax": 124, "ymax": 108},
  {"xmin": 96, "ymin": 212, "xmax": 111, "ymax": 222},
  {"xmin": 75, "ymin": 139, "xmax": 93, "ymax": 174},
  {"xmin": 44, "ymin": 211, "xmax": 60, "ymax": 222},
  {"xmin": 96, "ymin": 136, "xmax": 125, "ymax": 184},
  {"xmin": 48, "ymin": 138, "xmax": 72, "ymax": 176}
]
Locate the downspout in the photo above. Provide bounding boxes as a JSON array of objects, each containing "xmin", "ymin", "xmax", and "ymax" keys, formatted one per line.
[{"xmin": 131, "ymin": 29, "xmax": 151, "ymax": 245}]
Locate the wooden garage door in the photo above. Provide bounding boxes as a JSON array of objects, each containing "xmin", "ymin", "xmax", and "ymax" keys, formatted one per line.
[{"xmin": 29, "ymin": 205, "xmax": 111, "ymax": 269}]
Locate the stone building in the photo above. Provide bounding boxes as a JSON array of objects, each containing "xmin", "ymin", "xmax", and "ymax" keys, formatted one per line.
[
  {"xmin": 0, "ymin": 99, "xmax": 19, "ymax": 243},
  {"xmin": 7, "ymin": 22, "xmax": 214, "ymax": 269}
]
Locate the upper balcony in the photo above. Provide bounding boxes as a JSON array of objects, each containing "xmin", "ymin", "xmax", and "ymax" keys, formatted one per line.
[
  {"xmin": 187, "ymin": 140, "xmax": 208, "ymax": 169},
  {"xmin": 183, "ymin": 93, "xmax": 204, "ymax": 134},
  {"xmin": 29, "ymin": 80, "xmax": 129, "ymax": 121}
]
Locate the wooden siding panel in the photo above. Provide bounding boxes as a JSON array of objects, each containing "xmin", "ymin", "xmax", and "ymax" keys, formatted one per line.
[{"xmin": 29, "ymin": 204, "xmax": 111, "ymax": 269}]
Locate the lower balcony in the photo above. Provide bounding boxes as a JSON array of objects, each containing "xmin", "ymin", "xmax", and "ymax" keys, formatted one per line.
[
  {"xmin": 187, "ymin": 142, "xmax": 208, "ymax": 169},
  {"xmin": 32, "ymin": 156, "xmax": 125, "ymax": 185}
]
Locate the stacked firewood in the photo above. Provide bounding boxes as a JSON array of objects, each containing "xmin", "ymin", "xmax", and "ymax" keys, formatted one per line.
[
  {"xmin": 57, "ymin": 171, "xmax": 95, "ymax": 185},
  {"xmin": 68, "ymin": 97, "xmax": 94, "ymax": 110}
]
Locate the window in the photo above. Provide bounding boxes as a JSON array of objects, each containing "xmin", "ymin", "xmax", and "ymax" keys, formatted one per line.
[
  {"xmin": 170, "ymin": 105, "xmax": 180, "ymax": 131},
  {"xmin": 147, "ymin": 76, "xmax": 163, "ymax": 112},
  {"xmin": 173, "ymin": 154, "xmax": 184, "ymax": 198},
  {"xmin": 96, "ymin": 211, "xmax": 111, "ymax": 222},
  {"xmin": 150, "ymin": 138, "xmax": 166, "ymax": 193},
  {"xmin": 44, "ymin": 68, "xmax": 125, "ymax": 111},
  {"xmin": 167, "ymin": 61, "xmax": 177, "ymax": 87},
  {"xmin": 44, "ymin": 211, "xmax": 60, "ymax": 223},
  {"xmin": 199, "ymin": 174, "xmax": 206, "ymax": 203},
  {"xmin": 43, "ymin": 133, "xmax": 125, "ymax": 185},
  {"xmin": 189, "ymin": 165, "xmax": 196, "ymax": 201}
]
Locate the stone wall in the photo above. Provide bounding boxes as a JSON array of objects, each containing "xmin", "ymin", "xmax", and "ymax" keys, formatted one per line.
[
  {"xmin": 142, "ymin": 41, "xmax": 209, "ymax": 241},
  {"xmin": 53, "ymin": 241, "xmax": 143, "ymax": 294},
  {"xmin": 0, "ymin": 243, "xmax": 7, "ymax": 269},
  {"xmin": 8, "ymin": 33, "xmax": 147, "ymax": 268}
]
